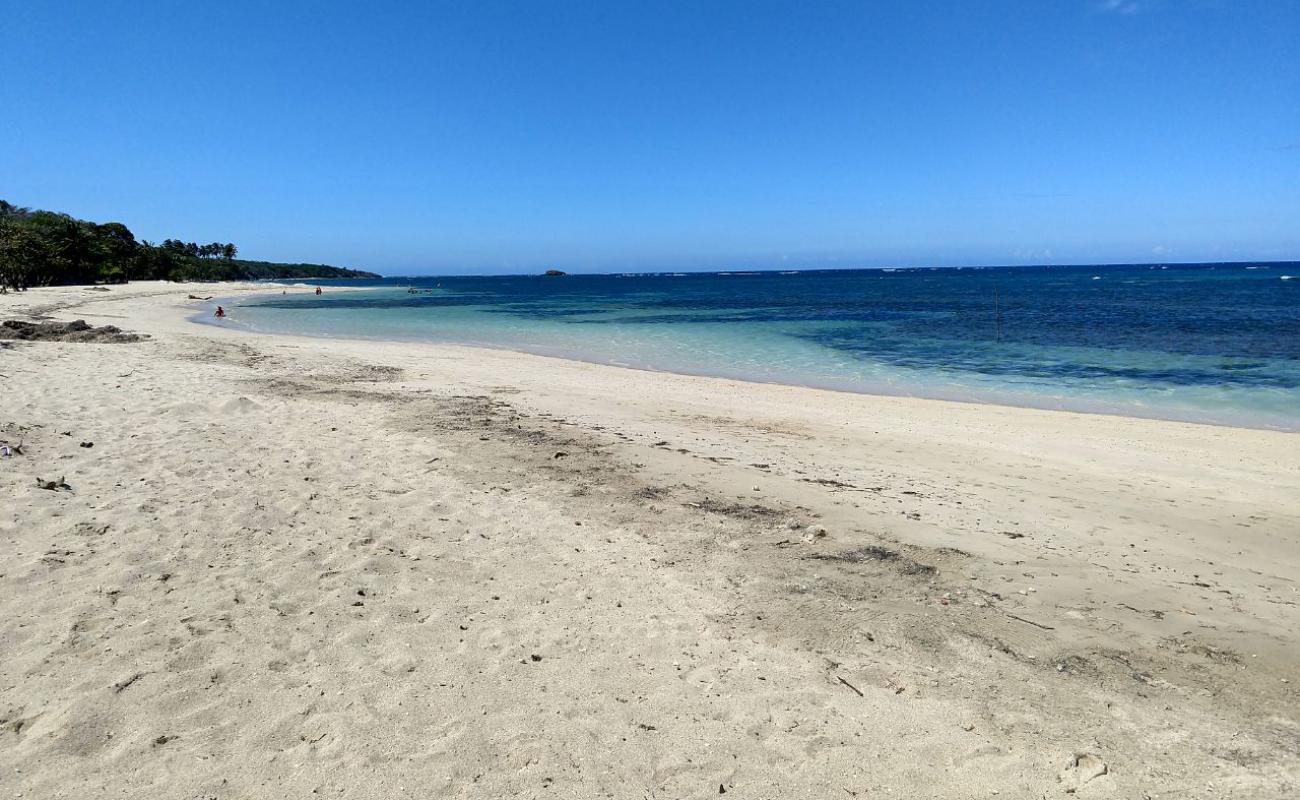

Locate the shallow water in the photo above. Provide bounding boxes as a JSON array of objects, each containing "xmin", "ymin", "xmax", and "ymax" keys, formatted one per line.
[{"xmin": 215, "ymin": 263, "xmax": 1300, "ymax": 430}]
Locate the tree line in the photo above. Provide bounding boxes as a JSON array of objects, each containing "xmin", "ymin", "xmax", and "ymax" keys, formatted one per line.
[
  {"xmin": 0, "ymin": 200, "xmax": 376, "ymax": 292},
  {"xmin": 159, "ymin": 239, "xmax": 238, "ymax": 262}
]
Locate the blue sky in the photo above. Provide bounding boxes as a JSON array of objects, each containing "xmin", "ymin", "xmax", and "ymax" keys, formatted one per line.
[{"xmin": 2, "ymin": 0, "xmax": 1297, "ymax": 275}]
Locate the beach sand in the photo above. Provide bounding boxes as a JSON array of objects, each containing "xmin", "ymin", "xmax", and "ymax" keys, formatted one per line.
[{"xmin": 2, "ymin": 282, "xmax": 1297, "ymax": 798}]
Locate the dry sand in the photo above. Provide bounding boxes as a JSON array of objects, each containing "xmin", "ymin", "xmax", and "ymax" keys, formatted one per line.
[{"xmin": 2, "ymin": 281, "xmax": 1297, "ymax": 798}]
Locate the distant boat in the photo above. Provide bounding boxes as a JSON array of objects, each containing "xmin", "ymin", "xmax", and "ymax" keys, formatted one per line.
[
  {"xmin": 543, "ymin": 269, "xmax": 567, "ymax": 277},
  {"xmin": 1282, "ymin": 275, "xmax": 1295, "ymax": 281}
]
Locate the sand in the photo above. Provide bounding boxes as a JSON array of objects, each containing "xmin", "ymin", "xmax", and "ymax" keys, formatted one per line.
[{"xmin": 2, "ymin": 281, "xmax": 1297, "ymax": 798}]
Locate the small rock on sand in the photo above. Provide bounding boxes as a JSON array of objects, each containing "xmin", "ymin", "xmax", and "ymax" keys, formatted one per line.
[
  {"xmin": 801, "ymin": 525, "xmax": 828, "ymax": 544},
  {"xmin": 1058, "ymin": 752, "xmax": 1108, "ymax": 791}
]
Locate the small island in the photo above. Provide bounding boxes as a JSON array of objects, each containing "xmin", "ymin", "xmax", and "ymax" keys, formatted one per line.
[{"xmin": 543, "ymin": 269, "xmax": 567, "ymax": 277}]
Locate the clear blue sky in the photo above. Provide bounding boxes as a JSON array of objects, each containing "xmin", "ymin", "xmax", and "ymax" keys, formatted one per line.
[{"xmin": 2, "ymin": 1, "xmax": 1297, "ymax": 275}]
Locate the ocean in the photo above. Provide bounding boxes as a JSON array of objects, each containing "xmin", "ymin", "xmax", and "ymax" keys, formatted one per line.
[{"xmin": 213, "ymin": 263, "xmax": 1300, "ymax": 430}]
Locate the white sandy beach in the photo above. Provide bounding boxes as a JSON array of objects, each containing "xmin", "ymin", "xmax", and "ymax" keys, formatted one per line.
[{"xmin": 2, "ymin": 281, "xmax": 1298, "ymax": 798}]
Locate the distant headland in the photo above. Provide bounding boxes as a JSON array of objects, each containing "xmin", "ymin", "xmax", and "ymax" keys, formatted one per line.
[{"xmin": 0, "ymin": 199, "xmax": 379, "ymax": 292}]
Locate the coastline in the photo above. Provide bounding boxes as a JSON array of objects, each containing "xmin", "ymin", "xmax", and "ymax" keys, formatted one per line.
[
  {"xmin": 3, "ymin": 281, "xmax": 1298, "ymax": 797},
  {"xmin": 214, "ymin": 283, "xmax": 1300, "ymax": 434}
]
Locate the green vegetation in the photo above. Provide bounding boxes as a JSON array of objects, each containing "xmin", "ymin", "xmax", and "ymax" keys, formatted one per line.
[{"xmin": 0, "ymin": 200, "xmax": 378, "ymax": 292}]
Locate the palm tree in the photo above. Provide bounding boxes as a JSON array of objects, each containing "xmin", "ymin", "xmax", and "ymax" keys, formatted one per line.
[{"xmin": 48, "ymin": 217, "xmax": 96, "ymax": 284}]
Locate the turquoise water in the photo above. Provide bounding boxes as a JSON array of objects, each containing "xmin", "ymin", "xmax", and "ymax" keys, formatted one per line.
[{"xmin": 210, "ymin": 264, "xmax": 1300, "ymax": 430}]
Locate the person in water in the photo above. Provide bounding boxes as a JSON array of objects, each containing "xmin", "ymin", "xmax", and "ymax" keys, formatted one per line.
[
  {"xmin": 214, "ymin": 306, "xmax": 226, "ymax": 318},
  {"xmin": 315, "ymin": 286, "xmax": 322, "ymax": 295}
]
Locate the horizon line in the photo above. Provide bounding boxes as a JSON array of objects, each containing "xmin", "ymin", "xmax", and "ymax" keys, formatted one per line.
[{"xmin": 364, "ymin": 258, "xmax": 1300, "ymax": 280}]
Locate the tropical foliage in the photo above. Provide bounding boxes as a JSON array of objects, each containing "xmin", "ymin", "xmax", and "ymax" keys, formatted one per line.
[{"xmin": 0, "ymin": 200, "xmax": 377, "ymax": 292}]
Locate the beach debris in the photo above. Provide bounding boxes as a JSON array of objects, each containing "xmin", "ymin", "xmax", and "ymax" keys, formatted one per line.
[
  {"xmin": 79, "ymin": 441, "xmax": 93, "ymax": 448},
  {"xmin": 111, "ymin": 672, "xmax": 146, "ymax": 693},
  {"xmin": 152, "ymin": 734, "xmax": 176, "ymax": 746},
  {"xmin": 1005, "ymin": 612, "xmax": 1055, "ymax": 631},
  {"xmin": 553, "ymin": 451, "xmax": 568, "ymax": 459},
  {"xmin": 809, "ymin": 545, "xmax": 936, "ymax": 577},
  {"xmin": 0, "ymin": 319, "xmax": 146, "ymax": 343},
  {"xmin": 687, "ymin": 497, "xmax": 783, "ymax": 520},
  {"xmin": 530, "ymin": 654, "xmax": 543, "ymax": 662},
  {"xmin": 836, "ymin": 675, "xmax": 865, "ymax": 697},
  {"xmin": 801, "ymin": 476, "xmax": 855, "ymax": 490},
  {"xmin": 37, "ymin": 476, "xmax": 71, "ymax": 491},
  {"xmin": 1058, "ymin": 753, "xmax": 1108, "ymax": 792},
  {"xmin": 187, "ymin": 294, "xmax": 214, "ymax": 300}
]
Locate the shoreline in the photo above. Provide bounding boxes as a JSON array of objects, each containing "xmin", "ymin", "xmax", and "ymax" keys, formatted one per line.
[
  {"xmin": 3, "ymin": 281, "xmax": 1298, "ymax": 797},
  {"xmin": 209, "ymin": 284, "xmax": 1300, "ymax": 435}
]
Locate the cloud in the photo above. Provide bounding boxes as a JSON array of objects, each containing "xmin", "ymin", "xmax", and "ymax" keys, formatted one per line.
[
  {"xmin": 1013, "ymin": 248, "xmax": 1055, "ymax": 261},
  {"xmin": 1100, "ymin": 0, "xmax": 1142, "ymax": 14},
  {"xmin": 1152, "ymin": 245, "xmax": 1170, "ymax": 255}
]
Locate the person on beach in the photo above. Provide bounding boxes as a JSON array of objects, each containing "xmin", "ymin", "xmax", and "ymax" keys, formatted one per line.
[
  {"xmin": 315, "ymin": 286, "xmax": 322, "ymax": 296},
  {"xmin": 214, "ymin": 306, "xmax": 226, "ymax": 319}
]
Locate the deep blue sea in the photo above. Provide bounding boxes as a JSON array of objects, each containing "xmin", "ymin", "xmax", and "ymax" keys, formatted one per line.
[{"xmin": 214, "ymin": 263, "xmax": 1300, "ymax": 430}]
